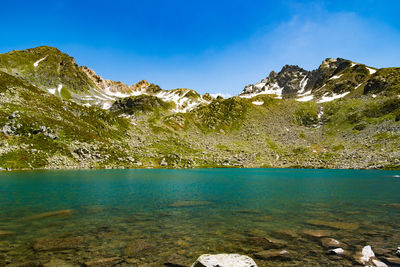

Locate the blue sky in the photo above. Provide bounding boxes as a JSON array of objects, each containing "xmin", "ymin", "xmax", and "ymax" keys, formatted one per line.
[{"xmin": 1, "ymin": 0, "xmax": 400, "ymax": 96}]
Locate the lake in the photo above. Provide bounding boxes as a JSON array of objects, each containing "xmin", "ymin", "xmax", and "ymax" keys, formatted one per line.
[{"xmin": 0, "ymin": 168, "xmax": 399, "ymax": 266}]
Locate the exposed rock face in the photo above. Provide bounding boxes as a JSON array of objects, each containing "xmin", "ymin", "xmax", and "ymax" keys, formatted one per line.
[
  {"xmin": 239, "ymin": 57, "xmax": 377, "ymax": 102},
  {"xmin": 191, "ymin": 254, "xmax": 257, "ymax": 267}
]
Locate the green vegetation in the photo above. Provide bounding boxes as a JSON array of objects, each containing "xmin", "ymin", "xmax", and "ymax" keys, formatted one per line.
[{"xmin": 1, "ymin": 47, "xmax": 400, "ymax": 170}]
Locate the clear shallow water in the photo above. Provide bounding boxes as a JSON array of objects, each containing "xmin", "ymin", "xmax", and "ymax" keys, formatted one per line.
[{"xmin": 0, "ymin": 168, "xmax": 399, "ymax": 266}]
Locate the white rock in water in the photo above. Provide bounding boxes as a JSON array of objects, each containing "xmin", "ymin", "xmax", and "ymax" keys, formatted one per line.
[
  {"xmin": 397, "ymin": 246, "xmax": 400, "ymax": 256},
  {"xmin": 191, "ymin": 254, "xmax": 257, "ymax": 267},
  {"xmin": 360, "ymin": 245, "xmax": 375, "ymax": 264},
  {"xmin": 329, "ymin": 248, "xmax": 345, "ymax": 255},
  {"xmin": 372, "ymin": 259, "xmax": 388, "ymax": 267}
]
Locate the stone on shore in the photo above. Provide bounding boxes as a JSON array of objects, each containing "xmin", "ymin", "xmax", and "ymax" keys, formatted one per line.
[{"xmin": 191, "ymin": 254, "xmax": 257, "ymax": 267}]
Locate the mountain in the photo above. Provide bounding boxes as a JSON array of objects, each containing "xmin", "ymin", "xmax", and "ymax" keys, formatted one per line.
[{"xmin": 0, "ymin": 46, "xmax": 399, "ymax": 170}]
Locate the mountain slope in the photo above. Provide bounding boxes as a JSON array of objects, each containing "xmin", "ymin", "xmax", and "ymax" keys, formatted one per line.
[{"xmin": 0, "ymin": 46, "xmax": 399, "ymax": 170}]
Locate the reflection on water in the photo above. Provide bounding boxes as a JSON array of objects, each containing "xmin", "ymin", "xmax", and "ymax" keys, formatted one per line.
[{"xmin": 0, "ymin": 168, "xmax": 399, "ymax": 266}]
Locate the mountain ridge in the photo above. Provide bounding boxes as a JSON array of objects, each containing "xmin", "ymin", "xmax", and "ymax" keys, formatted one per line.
[{"xmin": 0, "ymin": 46, "xmax": 399, "ymax": 170}]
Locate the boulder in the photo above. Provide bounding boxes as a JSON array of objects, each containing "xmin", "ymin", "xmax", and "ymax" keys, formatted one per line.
[
  {"xmin": 397, "ymin": 246, "xmax": 400, "ymax": 256},
  {"xmin": 191, "ymin": 254, "xmax": 257, "ymax": 267}
]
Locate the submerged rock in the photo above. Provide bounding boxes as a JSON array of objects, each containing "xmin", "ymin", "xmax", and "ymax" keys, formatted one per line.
[
  {"xmin": 83, "ymin": 257, "xmax": 123, "ymax": 267},
  {"xmin": 0, "ymin": 230, "xmax": 15, "ymax": 238},
  {"xmin": 306, "ymin": 219, "xmax": 358, "ymax": 230},
  {"xmin": 302, "ymin": 229, "xmax": 332, "ymax": 238},
  {"xmin": 385, "ymin": 257, "xmax": 400, "ymax": 265},
  {"xmin": 168, "ymin": 201, "xmax": 213, "ymax": 208},
  {"xmin": 245, "ymin": 236, "xmax": 285, "ymax": 249},
  {"xmin": 33, "ymin": 236, "xmax": 84, "ymax": 252},
  {"xmin": 27, "ymin": 209, "xmax": 73, "ymax": 220},
  {"xmin": 124, "ymin": 239, "xmax": 151, "ymax": 256},
  {"xmin": 271, "ymin": 229, "xmax": 299, "ymax": 240},
  {"xmin": 372, "ymin": 259, "xmax": 388, "ymax": 267},
  {"xmin": 254, "ymin": 250, "xmax": 291, "ymax": 261},
  {"xmin": 191, "ymin": 254, "xmax": 257, "ymax": 267},
  {"xmin": 320, "ymin": 238, "xmax": 344, "ymax": 248},
  {"xmin": 327, "ymin": 248, "xmax": 345, "ymax": 255},
  {"xmin": 235, "ymin": 210, "xmax": 262, "ymax": 215},
  {"xmin": 44, "ymin": 259, "xmax": 76, "ymax": 267}
]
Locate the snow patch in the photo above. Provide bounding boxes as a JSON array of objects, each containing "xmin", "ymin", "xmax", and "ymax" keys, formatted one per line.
[
  {"xmin": 252, "ymin": 101, "xmax": 264, "ymax": 105},
  {"xmin": 102, "ymin": 102, "xmax": 112, "ymax": 110},
  {"xmin": 298, "ymin": 76, "xmax": 308, "ymax": 94},
  {"xmin": 318, "ymin": 92, "xmax": 350, "ymax": 103},
  {"xmin": 240, "ymin": 82, "xmax": 283, "ymax": 99},
  {"xmin": 48, "ymin": 88, "xmax": 56, "ymax": 95},
  {"xmin": 57, "ymin": 84, "xmax": 63, "ymax": 93},
  {"xmin": 329, "ymin": 74, "xmax": 343, "ymax": 80},
  {"xmin": 297, "ymin": 95, "xmax": 314, "ymax": 102},
  {"xmin": 372, "ymin": 94, "xmax": 377, "ymax": 98},
  {"xmin": 33, "ymin": 56, "xmax": 48, "ymax": 67},
  {"xmin": 354, "ymin": 83, "xmax": 363, "ymax": 90},
  {"xmin": 367, "ymin": 67, "xmax": 377, "ymax": 74},
  {"xmin": 83, "ymin": 103, "xmax": 91, "ymax": 107}
]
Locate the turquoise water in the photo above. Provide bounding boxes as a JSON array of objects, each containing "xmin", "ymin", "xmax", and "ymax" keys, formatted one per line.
[{"xmin": 0, "ymin": 168, "xmax": 399, "ymax": 266}]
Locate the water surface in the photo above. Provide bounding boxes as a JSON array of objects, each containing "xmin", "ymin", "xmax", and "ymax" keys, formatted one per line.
[{"xmin": 0, "ymin": 169, "xmax": 399, "ymax": 266}]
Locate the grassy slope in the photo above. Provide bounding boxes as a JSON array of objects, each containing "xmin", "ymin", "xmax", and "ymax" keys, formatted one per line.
[
  {"xmin": 0, "ymin": 47, "xmax": 399, "ymax": 170},
  {"xmin": 0, "ymin": 71, "xmax": 130, "ymax": 169}
]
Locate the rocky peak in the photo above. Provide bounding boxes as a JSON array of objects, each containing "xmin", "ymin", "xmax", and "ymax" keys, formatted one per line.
[{"xmin": 240, "ymin": 65, "xmax": 309, "ymax": 98}]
